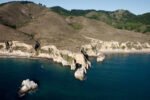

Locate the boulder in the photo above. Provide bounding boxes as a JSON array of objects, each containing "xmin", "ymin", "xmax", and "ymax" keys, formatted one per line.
[
  {"xmin": 74, "ymin": 68, "xmax": 85, "ymax": 81},
  {"xmin": 97, "ymin": 53, "xmax": 105, "ymax": 62},
  {"xmin": 18, "ymin": 79, "xmax": 38, "ymax": 97}
]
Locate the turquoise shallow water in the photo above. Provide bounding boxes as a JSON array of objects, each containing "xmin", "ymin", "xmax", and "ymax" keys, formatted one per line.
[{"xmin": 0, "ymin": 54, "xmax": 150, "ymax": 100}]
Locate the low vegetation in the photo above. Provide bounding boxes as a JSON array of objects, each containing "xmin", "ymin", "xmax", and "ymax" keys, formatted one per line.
[
  {"xmin": 0, "ymin": 45, "xmax": 3, "ymax": 49},
  {"xmin": 13, "ymin": 46, "xmax": 27, "ymax": 52},
  {"xmin": 69, "ymin": 23, "xmax": 83, "ymax": 30},
  {"xmin": 40, "ymin": 49, "xmax": 49, "ymax": 53},
  {"xmin": 0, "ymin": 1, "xmax": 149, "ymax": 52},
  {"xmin": 60, "ymin": 53, "xmax": 74, "ymax": 64},
  {"xmin": 50, "ymin": 6, "xmax": 150, "ymax": 34}
]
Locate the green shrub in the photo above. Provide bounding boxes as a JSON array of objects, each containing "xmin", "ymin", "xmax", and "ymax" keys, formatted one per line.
[
  {"xmin": 121, "ymin": 46, "xmax": 126, "ymax": 49},
  {"xmin": 48, "ymin": 48, "xmax": 54, "ymax": 54},
  {"xmin": 13, "ymin": 46, "xmax": 27, "ymax": 52},
  {"xmin": 60, "ymin": 53, "xmax": 74, "ymax": 63},
  {"xmin": 88, "ymin": 15, "xmax": 100, "ymax": 20},
  {"xmin": 0, "ymin": 45, "xmax": 3, "ymax": 49},
  {"xmin": 69, "ymin": 23, "xmax": 83, "ymax": 30},
  {"xmin": 40, "ymin": 49, "xmax": 49, "ymax": 53}
]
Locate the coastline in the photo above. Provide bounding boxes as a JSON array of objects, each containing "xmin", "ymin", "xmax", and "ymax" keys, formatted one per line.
[
  {"xmin": 1, "ymin": 40, "xmax": 150, "ymax": 80},
  {"xmin": 0, "ymin": 50, "xmax": 149, "ymax": 59},
  {"xmin": 0, "ymin": 55, "xmax": 51, "ymax": 60},
  {"xmin": 0, "ymin": 41, "xmax": 92, "ymax": 80},
  {"xmin": 101, "ymin": 50, "xmax": 150, "ymax": 54}
]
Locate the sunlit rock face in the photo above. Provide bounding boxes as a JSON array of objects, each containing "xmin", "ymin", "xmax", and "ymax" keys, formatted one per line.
[
  {"xmin": 1, "ymin": 39, "xmax": 149, "ymax": 81},
  {"xmin": 18, "ymin": 79, "xmax": 38, "ymax": 97},
  {"xmin": 40, "ymin": 46, "xmax": 91, "ymax": 81},
  {"xmin": 97, "ymin": 53, "xmax": 105, "ymax": 62},
  {"xmin": 0, "ymin": 41, "xmax": 34, "ymax": 57},
  {"xmin": 82, "ymin": 38, "xmax": 150, "ymax": 54},
  {"xmin": 0, "ymin": 41, "xmax": 92, "ymax": 80},
  {"xmin": 74, "ymin": 68, "xmax": 86, "ymax": 81}
]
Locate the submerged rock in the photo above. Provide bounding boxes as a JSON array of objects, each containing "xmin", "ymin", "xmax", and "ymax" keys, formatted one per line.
[{"xmin": 18, "ymin": 79, "xmax": 38, "ymax": 97}]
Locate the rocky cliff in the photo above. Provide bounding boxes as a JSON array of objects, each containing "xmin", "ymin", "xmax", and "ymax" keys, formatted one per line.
[
  {"xmin": 0, "ymin": 40, "xmax": 150, "ymax": 80},
  {"xmin": 0, "ymin": 1, "xmax": 150, "ymax": 80},
  {"xmin": 82, "ymin": 37, "xmax": 150, "ymax": 54},
  {"xmin": 0, "ymin": 41, "xmax": 93, "ymax": 80},
  {"xmin": 0, "ymin": 1, "xmax": 150, "ymax": 52}
]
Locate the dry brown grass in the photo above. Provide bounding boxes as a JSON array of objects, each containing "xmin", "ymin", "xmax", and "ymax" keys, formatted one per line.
[{"xmin": 0, "ymin": 2, "xmax": 149, "ymax": 52}]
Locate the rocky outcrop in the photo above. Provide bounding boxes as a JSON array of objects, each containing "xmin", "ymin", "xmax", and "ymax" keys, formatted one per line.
[
  {"xmin": 40, "ymin": 45, "xmax": 91, "ymax": 80},
  {"xmin": 1, "ymin": 39, "xmax": 149, "ymax": 81},
  {"xmin": 74, "ymin": 68, "xmax": 86, "ymax": 81},
  {"xmin": 82, "ymin": 38, "xmax": 150, "ymax": 54},
  {"xmin": 97, "ymin": 53, "xmax": 105, "ymax": 62},
  {"xmin": 0, "ymin": 41, "xmax": 92, "ymax": 80},
  {"xmin": 0, "ymin": 41, "xmax": 33, "ymax": 57},
  {"xmin": 18, "ymin": 79, "xmax": 38, "ymax": 97}
]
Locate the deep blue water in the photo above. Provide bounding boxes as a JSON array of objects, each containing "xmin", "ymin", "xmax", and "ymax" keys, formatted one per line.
[{"xmin": 0, "ymin": 54, "xmax": 150, "ymax": 100}]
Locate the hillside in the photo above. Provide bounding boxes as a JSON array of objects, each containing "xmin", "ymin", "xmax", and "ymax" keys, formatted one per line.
[
  {"xmin": 51, "ymin": 6, "xmax": 150, "ymax": 34},
  {"xmin": 0, "ymin": 1, "xmax": 150, "ymax": 52}
]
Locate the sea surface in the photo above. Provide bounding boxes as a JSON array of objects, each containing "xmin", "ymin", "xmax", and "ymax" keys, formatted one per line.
[{"xmin": 0, "ymin": 54, "xmax": 150, "ymax": 100}]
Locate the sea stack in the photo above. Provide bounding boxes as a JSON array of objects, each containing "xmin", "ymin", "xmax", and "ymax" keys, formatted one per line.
[
  {"xmin": 74, "ymin": 68, "xmax": 85, "ymax": 80},
  {"xmin": 18, "ymin": 79, "xmax": 38, "ymax": 97}
]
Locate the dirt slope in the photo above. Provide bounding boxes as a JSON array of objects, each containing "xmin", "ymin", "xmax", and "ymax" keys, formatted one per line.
[{"xmin": 0, "ymin": 1, "xmax": 149, "ymax": 52}]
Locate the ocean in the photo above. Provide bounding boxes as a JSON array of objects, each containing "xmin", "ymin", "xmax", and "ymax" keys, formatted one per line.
[{"xmin": 0, "ymin": 54, "xmax": 150, "ymax": 100}]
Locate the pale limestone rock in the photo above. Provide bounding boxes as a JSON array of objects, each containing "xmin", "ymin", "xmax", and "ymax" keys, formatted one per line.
[
  {"xmin": 12, "ymin": 41, "xmax": 33, "ymax": 50},
  {"xmin": 40, "ymin": 45, "xmax": 89, "ymax": 73},
  {"xmin": 74, "ymin": 68, "xmax": 85, "ymax": 81},
  {"xmin": 143, "ymin": 43, "xmax": 150, "ymax": 48},
  {"xmin": 71, "ymin": 63, "xmax": 76, "ymax": 70},
  {"xmin": 81, "ymin": 44, "xmax": 97, "ymax": 56},
  {"xmin": 97, "ymin": 53, "xmax": 105, "ymax": 62},
  {"xmin": 19, "ymin": 79, "xmax": 38, "ymax": 97},
  {"xmin": 1, "ymin": 39, "xmax": 150, "ymax": 81},
  {"xmin": 82, "ymin": 43, "xmax": 105, "ymax": 63},
  {"xmin": 73, "ymin": 53, "xmax": 89, "ymax": 69},
  {"xmin": 86, "ymin": 38, "xmax": 150, "ymax": 53}
]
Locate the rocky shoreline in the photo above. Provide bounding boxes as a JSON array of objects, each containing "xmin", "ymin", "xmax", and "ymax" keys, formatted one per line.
[
  {"xmin": 0, "ymin": 40, "xmax": 150, "ymax": 80},
  {"xmin": 82, "ymin": 38, "xmax": 150, "ymax": 54},
  {"xmin": 0, "ymin": 41, "xmax": 93, "ymax": 80}
]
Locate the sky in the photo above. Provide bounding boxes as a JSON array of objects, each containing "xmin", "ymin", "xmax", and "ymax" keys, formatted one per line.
[{"xmin": 0, "ymin": 0, "xmax": 150, "ymax": 15}]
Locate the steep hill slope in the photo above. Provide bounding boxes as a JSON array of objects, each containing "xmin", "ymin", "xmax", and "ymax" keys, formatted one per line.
[
  {"xmin": 0, "ymin": 1, "xmax": 45, "ymax": 28},
  {"xmin": 0, "ymin": 1, "xmax": 149, "ymax": 52},
  {"xmin": 66, "ymin": 16, "xmax": 150, "ymax": 42},
  {"xmin": 18, "ymin": 10, "xmax": 89, "ymax": 51},
  {"xmin": 0, "ymin": 24, "xmax": 33, "ymax": 43},
  {"xmin": 51, "ymin": 6, "xmax": 150, "ymax": 34}
]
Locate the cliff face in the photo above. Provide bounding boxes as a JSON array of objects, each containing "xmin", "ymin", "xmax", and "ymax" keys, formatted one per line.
[
  {"xmin": 0, "ymin": 41, "xmax": 91, "ymax": 80},
  {"xmin": 0, "ymin": 1, "xmax": 150, "ymax": 80},
  {"xmin": 0, "ymin": 40, "xmax": 150, "ymax": 80},
  {"xmin": 0, "ymin": 1, "xmax": 150, "ymax": 52},
  {"xmin": 82, "ymin": 38, "xmax": 150, "ymax": 54}
]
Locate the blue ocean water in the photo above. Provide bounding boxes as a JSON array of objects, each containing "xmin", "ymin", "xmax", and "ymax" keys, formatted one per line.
[{"xmin": 0, "ymin": 54, "xmax": 150, "ymax": 100}]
